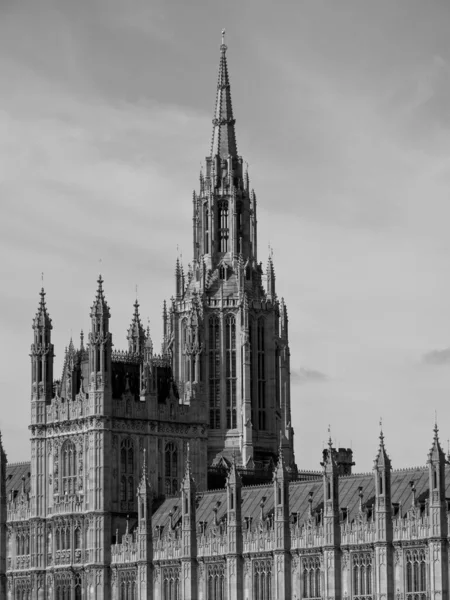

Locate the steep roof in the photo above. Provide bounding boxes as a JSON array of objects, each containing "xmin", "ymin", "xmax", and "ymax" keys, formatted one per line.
[
  {"xmin": 152, "ymin": 465, "xmax": 443, "ymax": 533},
  {"xmin": 6, "ymin": 462, "xmax": 31, "ymax": 496}
]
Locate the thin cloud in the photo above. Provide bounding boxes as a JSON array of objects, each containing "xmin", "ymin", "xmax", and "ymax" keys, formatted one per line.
[
  {"xmin": 423, "ymin": 349, "xmax": 450, "ymax": 366},
  {"xmin": 292, "ymin": 368, "xmax": 328, "ymax": 383}
]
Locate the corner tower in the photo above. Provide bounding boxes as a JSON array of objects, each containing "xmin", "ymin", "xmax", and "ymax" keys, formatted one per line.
[{"xmin": 163, "ymin": 32, "xmax": 295, "ymax": 474}]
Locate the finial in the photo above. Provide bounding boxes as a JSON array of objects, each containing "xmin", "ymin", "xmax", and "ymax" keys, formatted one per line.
[
  {"xmin": 126, "ymin": 515, "xmax": 129, "ymax": 535},
  {"xmin": 379, "ymin": 417, "xmax": 384, "ymax": 445},
  {"xmin": 328, "ymin": 425, "xmax": 332, "ymax": 448},
  {"xmin": 142, "ymin": 448, "xmax": 147, "ymax": 479},
  {"xmin": 221, "ymin": 28, "xmax": 226, "ymax": 51},
  {"xmin": 135, "ymin": 284, "xmax": 138, "ymax": 301},
  {"xmin": 185, "ymin": 442, "xmax": 191, "ymax": 476},
  {"xmin": 41, "ymin": 271, "xmax": 44, "ymax": 284}
]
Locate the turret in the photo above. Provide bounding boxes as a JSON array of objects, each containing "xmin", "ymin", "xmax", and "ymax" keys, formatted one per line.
[
  {"xmin": 266, "ymin": 255, "xmax": 276, "ymax": 300},
  {"xmin": 273, "ymin": 443, "xmax": 291, "ymax": 599},
  {"xmin": 175, "ymin": 258, "xmax": 183, "ymax": 300},
  {"xmin": 226, "ymin": 458, "xmax": 243, "ymax": 600},
  {"xmin": 127, "ymin": 299, "xmax": 146, "ymax": 355},
  {"xmin": 181, "ymin": 447, "xmax": 197, "ymax": 599},
  {"xmin": 88, "ymin": 275, "xmax": 112, "ymax": 411},
  {"xmin": 137, "ymin": 450, "xmax": 153, "ymax": 598},
  {"xmin": 30, "ymin": 288, "xmax": 54, "ymax": 407},
  {"xmin": 427, "ymin": 424, "xmax": 448, "ymax": 599},
  {"xmin": 321, "ymin": 437, "xmax": 341, "ymax": 600},
  {"xmin": 373, "ymin": 427, "xmax": 392, "ymax": 531},
  {"xmin": 63, "ymin": 337, "xmax": 79, "ymax": 401},
  {"xmin": 428, "ymin": 423, "xmax": 447, "ymax": 535},
  {"xmin": 373, "ymin": 428, "xmax": 393, "ymax": 600}
]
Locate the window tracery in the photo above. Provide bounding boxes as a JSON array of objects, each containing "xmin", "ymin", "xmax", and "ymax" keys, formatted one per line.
[
  {"xmin": 120, "ymin": 438, "xmax": 135, "ymax": 510},
  {"xmin": 405, "ymin": 548, "xmax": 427, "ymax": 600},
  {"xmin": 162, "ymin": 565, "xmax": 180, "ymax": 600},
  {"xmin": 119, "ymin": 570, "xmax": 137, "ymax": 600},
  {"xmin": 352, "ymin": 552, "xmax": 373, "ymax": 600},
  {"xmin": 15, "ymin": 578, "xmax": 31, "ymax": 600},
  {"xmin": 257, "ymin": 317, "xmax": 266, "ymax": 430},
  {"xmin": 253, "ymin": 558, "xmax": 272, "ymax": 600},
  {"xmin": 165, "ymin": 442, "xmax": 178, "ymax": 496},
  {"xmin": 302, "ymin": 556, "xmax": 321, "ymax": 599},
  {"xmin": 218, "ymin": 200, "xmax": 229, "ymax": 253},
  {"xmin": 61, "ymin": 440, "xmax": 77, "ymax": 495},
  {"xmin": 207, "ymin": 562, "xmax": 225, "ymax": 600},
  {"xmin": 208, "ymin": 316, "xmax": 220, "ymax": 429},
  {"xmin": 226, "ymin": 314, "xmax": 237, "ymax": 429},
  {"xmin": 55, "ymin": 572, "xmax": 72, "ymax": 600}
]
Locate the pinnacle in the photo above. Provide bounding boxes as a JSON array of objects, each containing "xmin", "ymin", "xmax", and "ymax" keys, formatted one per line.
[
  {"xmin": 91, "ymin": 275, "xmax": 110, "ymax": 318},
  {"xmin": 211, "ymin": 31, "xmax": 238, "ymax": 159},
  {"xmin": 374, "ymin": 425, "xmax": 391, "ymax": 470},
  {"xmin": 33, "ymin": 286, "xmax": 52, "ymax": 331}
]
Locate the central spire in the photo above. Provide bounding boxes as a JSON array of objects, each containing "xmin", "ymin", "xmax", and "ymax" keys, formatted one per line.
[{"xmin": 211, "ymin": 29, "xmax": 237, "ymax": 159}]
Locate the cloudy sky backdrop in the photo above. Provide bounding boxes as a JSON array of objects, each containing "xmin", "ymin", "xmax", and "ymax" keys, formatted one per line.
[{"xmin": 2, "ymin": 0, "xmax": 450, "ymax": 471}]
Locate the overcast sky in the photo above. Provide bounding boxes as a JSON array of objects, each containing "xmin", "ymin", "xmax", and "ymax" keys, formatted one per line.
[{"xmin": 2, "ymin": 0, "xmax": 450, "ymax": 472}]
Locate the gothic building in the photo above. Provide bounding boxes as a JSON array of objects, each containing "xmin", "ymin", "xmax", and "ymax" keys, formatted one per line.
[{"xmin": 1, "ymin": 35, "xmax": 450, "ymax": 600}]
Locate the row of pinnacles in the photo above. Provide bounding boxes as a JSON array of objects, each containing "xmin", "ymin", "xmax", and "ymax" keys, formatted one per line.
[{"xmin": 107, "ymin": 426, "xmax": 450, "ymax": 600}]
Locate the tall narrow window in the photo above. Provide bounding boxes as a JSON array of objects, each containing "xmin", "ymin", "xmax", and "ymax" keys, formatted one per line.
[
  {"xmin": 209, "ymin": 316, "xmax": 221, "ymax": 429},
  {"xmin": 226, "ymin": 314, "xmax": 237, "ymax": 429},
  {"xmin": 405, "ymin": 549, "xmax": 426, "ymax": 600},
  {"xmin": 303, "ymin": 556, "xmax": 321, "ymax": 599},
  {"xmin": 205, "ymin": 207, "xmax": 209, "ymax": 253},
  {"xmin": 181, "ymin": 319, "xmax": 188, "ymax": 382},
  {"xmin": 207, "ymin": 563, "xmax": 225, "ymax": 600},
  {"xmin": 218, "ymin": 201, "xmax": 229, "ymax": 253},
  {"xmin": 253, "ymin": 559, "xmax": 272, "ymax": 600},
  {"xmin": 165, "ymin": 442, "xmax": 178, "ymax": 496},
  {"xmin": 61, "ymin": 440, "xmax": 77, "ymax": 495},
  {"xmin": 163, "ymin": 566, "xmax": 181, "ymax": 600},
  {"xmin": 275, "ymin": 346, "xmax": 280, "ymax": 409},
  {"xmin": 120, "ymin": 438, "xmax": 134, "ymax": 509},
  {"xmin": 352, "ymin": 553, "xmax": 373, "ymax": 600},
  {"xmin": 249, "ymin": 317, "xmax": 254, "ymax": 427},
  {"xmin": 257, "ymin": 318, "xmax": 266, "ymax": 430}
]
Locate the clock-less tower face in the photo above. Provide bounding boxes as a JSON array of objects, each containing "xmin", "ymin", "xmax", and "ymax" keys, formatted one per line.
[{"xmin": 163, "ymin": 39, "xmax": 295, "ymax": 471}]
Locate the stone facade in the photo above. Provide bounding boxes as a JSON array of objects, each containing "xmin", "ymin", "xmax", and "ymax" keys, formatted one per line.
[{"xmin": 2, "ymin": 35, "xmax": 450, "ymax": 600}]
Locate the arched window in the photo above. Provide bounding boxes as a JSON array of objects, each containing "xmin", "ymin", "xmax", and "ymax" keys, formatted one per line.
[
  {"xmin": 74, "ymin": 572, "xmax": 82, "ymax": 600},
  {"xmin": 61, "ymin": 440, "xmax": 77, "ymax": 495},
  {"xmin": 253, "ymin": 559, "xmax": 272, "ymax": 600},
  {"xmin": 207, "ymin": 563, "xmax": 225, "ymax": 600},
  {"xmin": 352, "ymin": 552, "xmax": 373, "ymax": 599},
  {"xmin": 405, "ymin": 549, "xmax": 426, "ymax": 599},
  {"xmin": 208, "ymin": 316, "xmax": 220, "ymax": 429},
  {"xmin": 257, "ymin": 317, "xmax": 266, "ymax": 430},
  {"xmin": 204, "ymin": 207, "xmax": 210, "ymax": 254},
  {"xmin": 165, "ymin": 442, "xmax": 178, "ymax": 496},
  {"xmin": 218, "ymin": 200, "xmax": 229, "ymax": 253},
  {"xmin": 120, "ymin": 438, "xmax": 134, "ymax": 508},
  {"xmin": 181, "ymin": 319, "xmax": 188, "ymax": 382},
  {"xmin": 303, "ymin": 556, "xmax": 321, "ymax": 598},
  {"xmin": 128, "ymin": 476, "xmax": 134, "ymax": 501},
  {"xmin": 162, "ymin": 566, "xmax": 181, "ymax": 600},
  {"xmin": 226, "ymin": 314, "xmax": 237, "ymax": 429},
  {"xmin": 74, "ymin": 527, "xmax": 81, "ymax": 550}
]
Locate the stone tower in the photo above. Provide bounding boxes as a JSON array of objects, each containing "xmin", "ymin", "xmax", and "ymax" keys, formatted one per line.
[{"xmin": 163, "ymin": 33, "xmax": 295, "ymax": 472}]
